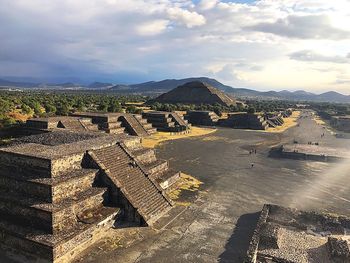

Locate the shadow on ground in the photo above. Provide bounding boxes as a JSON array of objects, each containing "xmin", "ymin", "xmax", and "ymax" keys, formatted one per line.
[{"xmin": 218, "ymin": 212, "xmax": 260, "ymax": 263}]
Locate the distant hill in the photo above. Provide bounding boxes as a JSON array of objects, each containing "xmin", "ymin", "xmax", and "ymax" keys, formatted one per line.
[
  {"xmin": 110, "ymin": 77, "xmax": 234, "ymax": 93},
  {"xmin": 110, "ymin": 77, "xmax": 350, "ymax": 103},
  {"xmin": 149, "ymin": 81, "xmax": 236, "ymax": 106},
  {"xmin": 88, "ymin": 82, "xmax": 114, "ymax": 89},
  {"xmin": 0, "ymin": 78, "xmax": 38, "ymax": 88},
  {"xmin": 0, "ymin": 76, "xmax": 349, "ymax": 103}
]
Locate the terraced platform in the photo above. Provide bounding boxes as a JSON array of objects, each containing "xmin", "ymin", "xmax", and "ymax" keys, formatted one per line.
[{"xmin": 0, "ymin": 130, "xmax": 180, "ymax": 262}]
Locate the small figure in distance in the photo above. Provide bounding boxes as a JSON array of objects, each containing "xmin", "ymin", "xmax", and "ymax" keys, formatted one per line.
[{"xmin": 251, "ymin": 163, "xmax": 254, "ymax": 168}]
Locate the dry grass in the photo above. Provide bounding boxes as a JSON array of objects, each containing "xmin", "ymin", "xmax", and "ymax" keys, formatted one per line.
[
  {"xmin": 124, "ymin": 102, "xmax": 145, "ymax": 105},
  {"xmin": 167, "ymin": 173, "xmax": 203, "ymax": 207},
  {"xmin": 314, "ymin": 116, "xmax": 326, "ymax": 125},
  {"xmin": 8, "ymin": 110, "xmax": 32, "ymax": 122},
  {"xmin": 141, "ymin": 126, "xmax": 217, "ymax": 148},
  {"xmin": 265, "ymin": 111, "xmax": 301, "ymax": 133}
]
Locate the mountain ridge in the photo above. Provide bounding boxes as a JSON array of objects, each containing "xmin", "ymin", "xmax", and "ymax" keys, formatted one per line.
[{"xmin": 0, "ymin": 77, "xmax": 349, "ymax": 103}]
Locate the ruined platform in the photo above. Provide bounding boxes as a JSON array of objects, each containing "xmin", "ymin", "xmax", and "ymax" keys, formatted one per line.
[
  {"xmin": 275, "ymin": 144, "xmax": 349, "ymax": 162},
  {"xmin": 0, "ymin": 130, "xmax": 179, "ymax": 262},
  {"xmin": 246, "ymin": 204, "xmax": 350, "ymax": 263},
  {"xmin": 25, "ymin": 113, "xmax": 156, "ymax": 137},
  {"xmin": 142, "ymin": 111, "xmax": 190, "ymax": 132},
  {"xmin": 219, "ymin": 113, "xmax": 268, "ymax": 130},
  {"xmin": 184, "ymin": 110, "xmax": 219, "ymax": 126}
]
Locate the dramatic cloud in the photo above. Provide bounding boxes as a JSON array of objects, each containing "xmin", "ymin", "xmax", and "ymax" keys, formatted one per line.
[
  {"xmin": 247, "ymin": 15, "xmax": 350, "ymax": 40},
  {"xmin": 290, "ymin": 50, "xmax": 350, "ymax": 64},
  {"xmin": 0, "ymin": 0, "xmax": 349, "ymax": 93}
]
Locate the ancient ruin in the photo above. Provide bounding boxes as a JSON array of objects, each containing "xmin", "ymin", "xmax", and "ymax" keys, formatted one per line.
[
  {"xmin": 142, "ymin": 111, "xmax": 190, "ymax": 132},
  {"xmin": 0, "ymin": 129, "xmax": 180, "ymax": 262},
  {"xmin": 184, "ymin": 111, "xmax": 219, "ymax": 126},
  {"xmin": 246, "ymin": 204, "xmax": 350, "ymax": 263},
  {"xmin": 264, "ymin": 113, "xmax": 284, "ymax": 128},
  {"xmin": 331, "ymin": 116, "xmax": 350, "ymax": 133},
  {"xmin": 219, "ymin": 113, "xmax": 268, "ymax": 130},
  {"xmin": 25, "ymin": 112, "xmax": 156, "ymax": 137},
  {"xmin": 150, "ymin": 81, "xmax": 236, "ymax": 107},
  {"xmin": 272, "ymin": 144, "xmax": 348, "ymax": 162}
]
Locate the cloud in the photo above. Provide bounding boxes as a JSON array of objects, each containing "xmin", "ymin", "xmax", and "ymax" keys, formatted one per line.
[
  {"xmin": 290, "ymin": 50, "xmax": 350, "ymax": 64},
  {"xmin": 167, "ymin": 7, "xmax": 206, "ymax": 28},
  {"xmin": 136, "ymin": 20, "xmax": 169, "ymax": 36},
  {"xmin": 0, "ymin": 0, "xmax": 349, "ymax": 93},
  {"xmin": 246, "ymin": 14, "xmax": 350, "ymax": 40},
  {"xmin": 198, "ymin": 0, "xmax": 218, "ymax": 10},
  {"xmin": 214, "ymin": 64, "xmax": 247, "ymax": 82}
]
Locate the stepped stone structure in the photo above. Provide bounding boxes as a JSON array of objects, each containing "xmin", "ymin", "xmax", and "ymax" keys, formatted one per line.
[
  {"xmin": 264, "ymin": 113, "xmax": 284, "ymax": 128},
  {"xmin": 25, "ymin": 112, "xmax": 156, "ymax": 137},
  {"xmin": 72, "ymin": 112, "xmax": 157, "ymax": 137},
  {"xmin": 26, "ymin": 116, "xmax": 100, "ymax": 133},
  {"xmin": 0, "ymin": 130, "xmax": 179, "ymax": 262},
  {"xmin": 184, "ymin": 111, "xmax": 219, "ymax": 126},
  {"xmin": 331, "ymin": 116, "xmax": 350, "ymax": 133},
  {"xmin": 273, "ymin": 144, "xmax": 348, "ymax": 162},
  {"xmin": 246, "ymin": 204, "xmax": 350, "ymax": 263},
  {"xmin": 150, "ymin": 81, "xmax": 236, "ymax": 107},
  {"xmin": 142, "ymin": 111, "xmax": 190, "ymax": 132},
  {"xmin": 219, "ymin": 113, "xmax": 268, "ymax": 130}
]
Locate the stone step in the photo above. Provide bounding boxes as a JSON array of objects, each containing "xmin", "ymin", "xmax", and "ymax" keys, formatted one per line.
[
  {"xmin": 132, "ymin": 148, "xmax": 157, "ymax": 165},
  {"xmin": 121, "ymin": 115, "xmax": 150, "ymax": 137},
  {"xmin": 143, "ymin": 159, "xmax": 168, "ymax": 175},
  {"xmin": 152, "ymin": 169, "xmax": 181, "ymax": 189},
  {"xmin": 90, "ymin": 144, "xmax": 172, "ymax": 225},
  {"xmin": 105, "ymin": 127, "xmax": 125, "ymax": 134},
  {"xmin": 0, "ymin": 168, "xmax": 98, "ymax": 203},
  {"xmin": 151, "ymin": 121, "xmax": 175, "ymax": 128},
  {"xmin": 0, "ymin": 187, "xmax": 106, "ymax": 234},
  {"xmin": 142, "ymin": 123, "xmax": 153, "ymax": 129},
  {"xmin": 142, "ymin": 112, "xmax": 170, "ymax": 118},
  {"xmin": 99, "ymin": 121, "xmax": 123, "ymax": 129},
  {"xmin": 0, "ymin": 206, "xmax": 119, "ymax": 262},
  {"xmin": 147, "ymin": 128, "xmax": 157, "ymax": 134}
]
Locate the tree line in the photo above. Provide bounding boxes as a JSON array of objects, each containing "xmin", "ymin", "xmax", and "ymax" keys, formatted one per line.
[{"xmin": 0, "ymin": 91, "xmax": 146, "ymax": 128}]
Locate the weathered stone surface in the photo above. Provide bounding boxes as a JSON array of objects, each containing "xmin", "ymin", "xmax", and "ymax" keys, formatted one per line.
[
  {"xmin": 150, "ymin": 81, "xmax": 236, "ymax": 106},
  {"xmin": 246, "ymin": 204, "xmax": 350, "ymax": 263},
  {"xmin": 142, "ymin": 111, "xmax": 190, "ymax": 132},
  {"xmin": 0, "ymin": 129, "xmax": 180, "ymax": 262}
]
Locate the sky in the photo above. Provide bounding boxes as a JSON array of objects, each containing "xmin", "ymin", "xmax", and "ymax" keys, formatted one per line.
[{"xmin": 0, "ymin": 0, "xmax": 350, "ymax": 94}]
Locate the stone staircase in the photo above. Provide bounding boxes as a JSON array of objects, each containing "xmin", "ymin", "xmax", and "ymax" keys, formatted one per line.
[
  {"xmin": 219, "ymin": 113, "xmax": 268, "ymax": 130},
  {"xmin": 78, "ymin": 118, "xmax": 100, "ymax": 132},
  {"xmin": 127, "ymin": 141, "xmax": 181, "ymax": 190},
  {"xmin": 98, "ymin": 118, "xmax": 125, "ymax": 134},
  {"xmin": 184, "ymin": 111, "xmax": 219, "ymax": 126},
  {"xmin": 57, "ymin": 118, "xmax": 86, "ymax": 131},
  {"xmin": 89, "ymin": 143, "xmax": 172, "ymax": 225},
  {"xmin": 142, "ymin": 111, "xmax": 190, "ymax": 132},
  {"xmin": 119, "ymin": 114, "xmax": 157, "ymax": 137}
]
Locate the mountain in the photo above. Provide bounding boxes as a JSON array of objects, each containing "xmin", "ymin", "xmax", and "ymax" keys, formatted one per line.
[
  {"xmin": 0, "ymin": 76, "xmax": 349, "ymax": 103},
  {"xmin": 315, "ymin": 91, "xmax": 349, "ymax": 103},
  {"xmin": 110, "ymin": 77, "xmax": 350, "ymax": 103},
  {"xmin": 150, "ymin": 81, "xmax": 236, "ymax": 106},
  {"xmin": 88, "ymin": 82, "xmax": 114, "ymax": 89},
  {"xmin": 0, "ymin": 78, "xmax": 38, "ymax": 88},
  {"xmin": 110, "ymin": 77, "xmax": 234, "ymax": 93}
]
